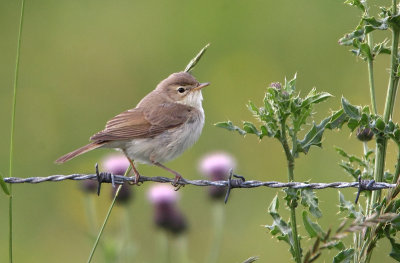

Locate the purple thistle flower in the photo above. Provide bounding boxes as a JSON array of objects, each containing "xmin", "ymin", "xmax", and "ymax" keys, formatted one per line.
[
  {"xmin": 199, "ymin": 152, "xmax": 236, "ymax": 200},
  {"xmin": 102, "ymin": 153, "xmax": 133, "ymax": 204},
  {"xmin": 102, "ymin": 153, "xmax": 130, "ymax": 175},
  {"xmin": 147, "ymin": 184, "xmax": 179, "ymax": 204},
  {"xmin": 147, "ymin": 184, "xmax": 187, "ymax": 235}
]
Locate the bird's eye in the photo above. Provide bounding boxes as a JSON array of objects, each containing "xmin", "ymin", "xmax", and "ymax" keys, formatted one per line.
[{"xmin": 178, "ymin": 87, "xmax": 185, "ymax": 93}]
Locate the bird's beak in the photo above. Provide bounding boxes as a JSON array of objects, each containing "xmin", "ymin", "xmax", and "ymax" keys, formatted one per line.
[{"xmin": 194, "ymin": 82, "xmax": 210, "ymax": 91}]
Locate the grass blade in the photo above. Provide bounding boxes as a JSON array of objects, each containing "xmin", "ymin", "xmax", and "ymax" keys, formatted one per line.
[
  {"xmin": 87, "ymin": 166, "xmax": 132, "ymax": 263},
  {"xmin": 184, "ymin": 43, "xmax": 210, "ymax": 73},
  {"xmin": 9, "ymin": 0, "xmax": 26, "ymax": 262}
]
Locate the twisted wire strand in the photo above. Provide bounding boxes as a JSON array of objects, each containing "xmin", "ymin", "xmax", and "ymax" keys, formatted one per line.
[{"xmin": 3, "ymin": 173, "xmax": 396, "ymax": 190}]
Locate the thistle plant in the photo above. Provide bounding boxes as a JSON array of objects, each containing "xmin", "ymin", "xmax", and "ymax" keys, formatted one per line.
[
  {"xmin": 216, "ymin": 75, "xmax": 342, "ymax": 262},
  {"xmin": 215, "ymin": 0, "xmax": 400, "ymax": 262},
  {"xmin": 335, "ymin": 0, "xmax": 400, "ymax": 261}
]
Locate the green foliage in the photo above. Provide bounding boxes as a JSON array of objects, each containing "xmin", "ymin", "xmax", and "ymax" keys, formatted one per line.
[
  {"xmin": 338, "ymin": 3, "xmax": 397, "ymax": 62},
  {"xmin": 333, "ymin": 248, "xmax": 354, "ymax": 263},
  {"xmin": 338, "ymin": 192, "xmax": 363, "ymax": 220},
  {"xmin": 340, "ymin": 97, "xmax": 400, "ymax": 147},
  {"xmin": 387, "ymin": 233, "xmax": 400, "ymax": 262},
  {"xmin": 215, "ymin": 121, "xmax": 247, "ymax": 135},
  {"xmin": 344, "ymin": 0, "xmax": 366, "ymax": 12},
  {"xmin": 218, "ymin": 74, "xmax": 338, "ymax": 262},
  {"xmin": 296, "ymin": 118, "xmax": 331, "ymax": 154},
  {"xmin": 341, "ymin": 97, "xmax": 361, "ymax": 120},
  {"xmin": 335, "ymin": 147, "xmax": 374, "ymax": 181},
  {"xmin": 302, "ymin": 211, "xmax": 325, "ymax": 239},
  {"xmin": 284, "ymin": 188, "xmax": 299, "ymax": 206},
  {"xmin": 266, "ymin": 195, "xmax": 296, "ymax": 259},
  {"xmin": 300, "ymin": 189, "xmax": 322, "ymax": 218},
  {"xmin": 216, "ymin": 74, "xmax": 334, "ymax": 156}
]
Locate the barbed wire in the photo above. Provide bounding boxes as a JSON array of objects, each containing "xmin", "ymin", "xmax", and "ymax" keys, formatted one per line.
[
  {"xmin": 3, "ymin": 171, "xmax": 396, "ymax": 190},
  {"xmin": 4, "ymin": 169, "xmax": 397, "ymax": 203}
]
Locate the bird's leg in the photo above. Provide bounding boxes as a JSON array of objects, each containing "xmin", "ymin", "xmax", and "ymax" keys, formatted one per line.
[
  {"xmin": 152, "ymin": 162, "xmax": 184, "ymax": 189},
  {"xmin": 126, "ymin": 157, "xmax": 141, "ymax": 185}
]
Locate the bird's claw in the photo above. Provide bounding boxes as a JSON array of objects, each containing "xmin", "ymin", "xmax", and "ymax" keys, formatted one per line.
[{"xmin": 172, "ymin": 175, "xmax": 184, "ymax": 191}]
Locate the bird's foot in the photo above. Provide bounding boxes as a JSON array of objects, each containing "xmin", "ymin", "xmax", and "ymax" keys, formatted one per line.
[
  {"xmin": 151, "ymin": 161, "xmax": 185, "ymax": 190},
  {"xmin": 129, "ymin": 171, "xmax": 142, "ymax": 186},
  {"xmin": 126, "ymin": 157, "xmax": 142, "ymax": 186},
  {"xmin": 172, "ymin": 175, "xmax": 185, "ymax": 191}
]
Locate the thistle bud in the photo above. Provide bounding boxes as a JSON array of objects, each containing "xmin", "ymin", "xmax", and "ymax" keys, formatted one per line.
[
  {"xmin": 270, "ymin": 82, "xmax": 282, "ymax": 90},
  {"xmin": 111, "ymin": 183, "xmax": 133, "ymax": 205},
  {"xmin": 357, "ymin": 127, "xmax": 374, "ymax": 142},
  {"xmin": 147, "ymin": 184, "xmax": 187, "ymax": 235},
  {"xmin": 199, "ymin": 152, "xmax": 236, "ymax": 200},
  {"xmin": 80, "ymin": 179, "xmax": 98, "ymax": 194}
]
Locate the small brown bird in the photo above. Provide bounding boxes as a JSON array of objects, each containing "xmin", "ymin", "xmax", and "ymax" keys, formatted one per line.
[{"xmin": 56, "ymin": 72, "xmax": 209, "ymax": 184}]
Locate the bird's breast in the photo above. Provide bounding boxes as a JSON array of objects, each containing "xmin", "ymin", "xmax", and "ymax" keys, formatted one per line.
[{"xmin": 123, "ymin": 108, "xmax": 204, "ymax": 164}]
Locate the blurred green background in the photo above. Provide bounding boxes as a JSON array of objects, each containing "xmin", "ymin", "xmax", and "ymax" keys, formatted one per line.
[{"xmin": 1, "ymin": 0, "xmax": 399, "ymax": 262}]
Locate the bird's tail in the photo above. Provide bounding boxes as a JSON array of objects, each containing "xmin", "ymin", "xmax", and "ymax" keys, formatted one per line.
[{"xmin": 55, "ymin": 142, "xmax": 104, "ymax": 163}]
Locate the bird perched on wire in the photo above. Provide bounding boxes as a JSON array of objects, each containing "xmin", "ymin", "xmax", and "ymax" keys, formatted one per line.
[{"xmin": 55, "ymin": 71, "xmax": 210, "ymax": 186}]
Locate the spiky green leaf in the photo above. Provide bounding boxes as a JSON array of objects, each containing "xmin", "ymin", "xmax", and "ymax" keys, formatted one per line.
[
  {"xmin": 301, "ymin": 89, "xmax": 332, "ymax": 109},
  {"xmin": 341, "ymin": 97, "xmax": 361, "ymax": 120},
  {"xmin": 333, "ymin": 249, "xmax": 354, "ymax": 263},
  {"xmin": 302, "ymin": 211, "xmax": 325, "ymax": 238},
  {"xmin": 243, "ymin": 121, "xmax": 261, "ymax": 137},
  {"xmin": 344, "ymin": 0, "xmax": 366, "ymax": 11},
  {"xmin": 266, "ymin": 195, "xmax": 295, "ymax": 258},
  {"xmin": 301, "ymin": 188, "xmax": 322, "ymax": 218},
  {"xmin": 215, "ymin": 121, "xmax": 247, "ymax": 135},
  {"xmin": 338, "ymin": 192, "xmax": 363, "ymax": 219},
  {"xmin": 297, "ymin": 117, "xmax": 331, "ymax": 154}
]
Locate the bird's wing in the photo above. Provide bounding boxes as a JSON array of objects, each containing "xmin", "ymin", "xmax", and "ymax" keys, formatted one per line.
[{"xmin": 90, "ymin": 103, "xmax": 194, "ymax": 142}]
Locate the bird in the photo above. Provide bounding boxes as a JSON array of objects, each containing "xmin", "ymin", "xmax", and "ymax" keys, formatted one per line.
[{"xmin": 55, "ymin": 71, "xmax": 209, "ymax": 185}]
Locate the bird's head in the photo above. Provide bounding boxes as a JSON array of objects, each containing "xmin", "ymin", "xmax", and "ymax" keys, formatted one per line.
[{"xmin": 157, "ymin": 72, "xmax": 210, "ymax": 108}]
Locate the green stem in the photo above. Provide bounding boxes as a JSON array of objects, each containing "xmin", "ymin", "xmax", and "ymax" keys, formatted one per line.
[
  {"xmin": 175, "ymin": 235, "xmax": 189, "ymax": 263},
  {"xmin": 371, "ymin": 136, "xmax": 387, "ymax": 206},
  {"xmin": 384, "ymin": 29, "xmax": 399, "ymax": 121},
  {"xmin": 354, "ymin": 233, "xmax": 359, "ymax": 263},
  {"xmin": 83, "ymin": 194, "xmax": 98, "ymax": 236},
  {"xmin": 360, "ymin": 234, "xmax": 371, "ymax": 261},
  {"xmin": 8, "ymin": 185, "xmax": 13, "ymax": 263},
  {"xmin": 280, "ymin": 118, "xmax": 301, "ymax": 263},
  {"xmin": 9, "ymin": 1, "xmax": 26, "ymax": 262},
  {"xmin": 362, "ymin": 141, "xmax": 372, "ymax": 258},
  {"xmin": 364, "ymin": 234, "xmax": 378, "ymax": 262},
  {"xmin": 205, "ymin": 202, "xmax": 225, "ymax": 263},
  {"xmin": 363, "ymin": 141, "xmax": 373, "ymax": 215},
  {"xmin": 365, "ymin": 2, "xmax": 377, "ymax": 115},
  {"xmin": 158, "ymin": 232, "xmax": 170, "ymax": 263},
  {"xmin": 384, "ymin": 1, "xmax": 400, "ymax": 121},
  {"xmin": 367, "ymin": 58, "xmax": 377, "ymax": 115},
  {"xmin": 371, "ymin": 2, "xmax": 400, "ymax": 206},
  {"xmin": 121, "ymin": 207, "xmax": 136, "ymax": 260},
  {"xmin": 86, "ymin": 166, "xmax": 131, "ymax": 263}
]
